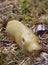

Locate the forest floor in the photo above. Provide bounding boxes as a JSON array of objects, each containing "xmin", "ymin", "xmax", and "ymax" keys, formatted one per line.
[{"xmin": 0, "ymin": 0, "xmax": 48, "ymax": 65}]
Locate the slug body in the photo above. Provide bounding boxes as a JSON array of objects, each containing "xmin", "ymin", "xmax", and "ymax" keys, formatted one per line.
[{"xmin": 6, "ymin": 20, "xmax": 41, "ymax": 53}]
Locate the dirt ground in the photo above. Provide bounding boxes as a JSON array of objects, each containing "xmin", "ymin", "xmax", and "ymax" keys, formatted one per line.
[{"xmin": 0, "ymin": 0, "xmax": 48, "ymax": 65}]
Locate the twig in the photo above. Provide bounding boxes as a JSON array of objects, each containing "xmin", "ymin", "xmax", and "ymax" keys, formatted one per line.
[{"xmin": 19, "ymin": 57, "xmax": 30, "ymax": 65}]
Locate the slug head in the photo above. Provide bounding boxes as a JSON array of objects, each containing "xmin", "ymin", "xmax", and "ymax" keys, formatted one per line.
[{"xmin": 22, "ymin": 36, "xmax": 41, "ymax": 55}]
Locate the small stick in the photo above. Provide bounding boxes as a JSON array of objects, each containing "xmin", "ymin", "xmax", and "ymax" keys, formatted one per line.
[{"xmin": 19, "ymin": 57, "xmax": 30, "ymax": 65}]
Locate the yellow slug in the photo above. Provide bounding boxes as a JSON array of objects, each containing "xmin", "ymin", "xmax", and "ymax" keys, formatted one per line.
[{"xmin": 6, "ymin": 20, "xmax": 41, "ymax": 54}]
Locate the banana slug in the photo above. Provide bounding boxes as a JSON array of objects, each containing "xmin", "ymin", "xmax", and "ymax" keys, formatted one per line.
[{"xmin": 6, "ymin": 20, "xmax": 41, "ymax": 53}]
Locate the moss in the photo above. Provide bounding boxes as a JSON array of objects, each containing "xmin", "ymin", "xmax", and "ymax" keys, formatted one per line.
[{"xmin": 0, "ymin": 33, "xmax": 4, "ymax": 39}]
